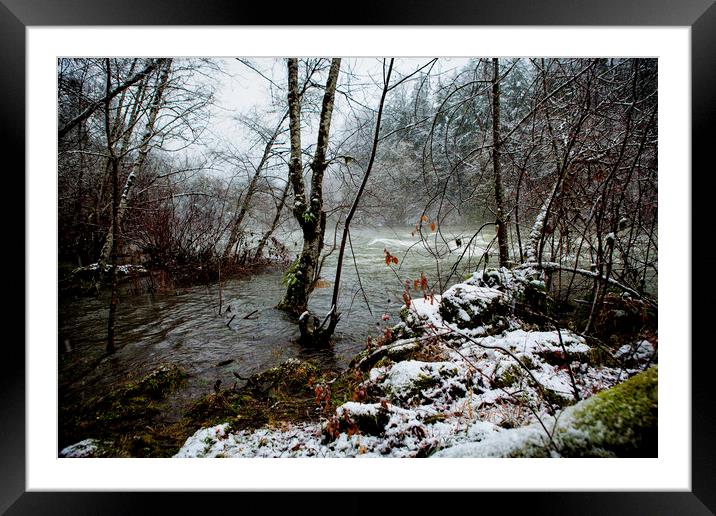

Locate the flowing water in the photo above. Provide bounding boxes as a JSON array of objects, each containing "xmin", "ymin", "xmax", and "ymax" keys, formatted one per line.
[{"xmin": 58, "ymin": 225, "xmax": 495, "ymax": 425}]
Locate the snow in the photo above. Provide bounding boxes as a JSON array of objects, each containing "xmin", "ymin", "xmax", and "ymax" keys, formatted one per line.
[
  {"xmin": 59, "ymin": 438, "xmax": 101, "ymax": 458},
  {"xmin": 377, "ymin": 360, "xmax": 461, "ymax": 399},
  {"xmin": 443, "ymin": 284, "xmax": 503, "ymax": 305},
  {"xmin": 406, "ymin": 295, "xmax": 443, "ymax": 327},
  {"xmin": 616, "ymin": 340, "xmax": 655, "ymax": 360},
  {"xmin": 525, "ymin": 200, "xmax": 550, "ymax": 262},
  {"xmin": 433, "ymin": 423, "xmax": 548, "ymax": 458},
  {"xmin": 475, "ymin": 329, "xmax": 589, "ymax": 355},
  {"xmin": 72, "ymin": 263, "xmax": 148, "ymax": 275},
  {"xmin": 172, "ymin": 269, "xmax": 656, "ymax": 459}
]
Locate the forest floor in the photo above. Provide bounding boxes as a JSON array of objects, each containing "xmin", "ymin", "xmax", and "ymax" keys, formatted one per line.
[{"xmin": 60, "ymin": 266, "xmax": 657, "ymax": 458}]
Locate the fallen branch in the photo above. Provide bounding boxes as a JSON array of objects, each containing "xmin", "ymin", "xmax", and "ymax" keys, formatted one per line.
[{"xmin": 519, "ymin": 261, "xmax": 654, "ymax": 306}]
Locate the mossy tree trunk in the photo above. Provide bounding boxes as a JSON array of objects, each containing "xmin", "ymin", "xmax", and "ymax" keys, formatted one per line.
[{"xmin": 277, "ymin": 58, "xmax": 341, "ymax": 320}]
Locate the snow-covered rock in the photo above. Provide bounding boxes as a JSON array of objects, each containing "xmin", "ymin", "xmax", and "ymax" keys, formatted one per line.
[
  {"xmin": 173, "ymin": 267, "xmax": 657, "ymax": 459},
  {"xmin": 59, "ymin": 438, "xmax": 102, "ymax": 458}
]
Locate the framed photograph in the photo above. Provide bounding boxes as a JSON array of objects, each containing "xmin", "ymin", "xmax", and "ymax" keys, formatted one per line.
[{"xmin": 5, "ymin": 0, "xmax": 714, "ymax": 513}]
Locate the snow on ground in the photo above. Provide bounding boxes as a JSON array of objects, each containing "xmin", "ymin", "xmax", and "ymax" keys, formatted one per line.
[
  {"xmin": 170, "ymin": 268, "xmax": 656, "ymax": 458},
  {"xmin": 72, "ymin": 263, "xmax": 148, "ymax": 275},
  {"xmin": 59, "ymin": 438, "xmax": 102, "ymax": 458}
]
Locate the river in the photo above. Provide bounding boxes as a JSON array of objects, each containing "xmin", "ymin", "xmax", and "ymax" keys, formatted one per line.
[{"xmin": 58, "ymin": 224, "xmax": 495, "ymax": 425}]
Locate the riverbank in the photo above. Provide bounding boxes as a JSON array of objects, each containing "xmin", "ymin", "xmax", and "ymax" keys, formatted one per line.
[
  {"xmin": 60, "ymin": 265, "xmax": 657, "ymax": 458},
  {"xmin": 60, "ymin": 258, "xmax": 288, "ymax": 298}
]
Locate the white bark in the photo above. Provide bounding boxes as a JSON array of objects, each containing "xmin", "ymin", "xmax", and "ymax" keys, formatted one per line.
[{"xmin": 99, "ymin": 59, "xmax": 172, "ymax": 266}]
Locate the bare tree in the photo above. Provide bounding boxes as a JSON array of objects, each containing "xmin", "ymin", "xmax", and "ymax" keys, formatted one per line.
[
  {"xmin": 277, "ymin": 57, "xmax": 341, "ymax": 316},
  {"xmin": 491, "ymin": 58, "xmax": 510, "ymax": 267},
  {"xmin": 99, "ymin": 58, "xmax": 173, "ymax": 267}
]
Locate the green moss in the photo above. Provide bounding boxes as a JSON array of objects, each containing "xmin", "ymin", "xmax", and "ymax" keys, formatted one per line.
[
  {"xmin": 423, "ymin": 413, "xmax": 447, "ymax": 425},
  {"xmin": 399, "ymin": 307, "xmax": 411, "ymax": 322},
  {"xmin": 59, "ymin": 364, "xmax": 188, "ymax": 457},
  {"xmin": 559, "ymin": 366, "xmax": 658, "ymax": 457},
  {"xmin": 586, "ymin": 346, "xmax": 617, "ymax": 366},
  {"xmin": 385, "ymin": 342, "xmax": 420, "ymax": 362},
  {"xmin": 373, "ymin": 356, "xmax": 395, "ymax": 369},
  {"xmin": 280, "ymin": 258, "xmax": 300, "ymax": 288},
  {"xmin": 389, "ymin": 366, "xmax": 458, "ymax": 403},
  {"xmin": 542, "ymin": 387, "xmax": 574, "ymax": 409},
  {"xmin": 185, "ymin": 360, "xmax": 325, "ymax": 435},
  {"xmin": 493, "ymin": 364, "xmax": 522, "ymax": 389},
  {"xmin": 407, "ymin": 373, "xmax": 441, "ymax": 397},
  {"xmin": 520, "ymin": 355, "xmax": 536, "ymax": 369},
  {"xmin": 247, "ymin": 359, "xmax": 319, "ymax": 396}
]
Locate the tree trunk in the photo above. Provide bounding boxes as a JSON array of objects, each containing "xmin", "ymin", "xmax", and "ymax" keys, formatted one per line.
[
  {"xmin": 104, "ymin": 59, "xmax": 119, "ymax": 355},
  {"xmin": 99, "ymin": 58, "xmax": 172, "ymax": 267},
  {"xmin": 277, "ymin": 58, "xmax": 341, "ymax": 317},
  {"xmin": 222, "ymin": 110, "xmax": 289, "ymax": 263},
  {"xmin": 320, "ymin": 59, "xmax": 394, "ymax": 340},
  {"xmin": 492, "ymin": 58, "xmax": 510, "ymax": 268},
  {"xmin": 278, "ymin": 213, "xmax": 327, "ymax": 316},
  {"xmin": 254, "ymin": 179, "xmax": 291, "ymax": 262}
]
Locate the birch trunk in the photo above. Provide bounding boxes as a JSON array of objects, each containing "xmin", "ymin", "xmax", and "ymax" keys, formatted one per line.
[{"xmin": 99, "ymin": 58, "xmax": 172, "ymax": 266}]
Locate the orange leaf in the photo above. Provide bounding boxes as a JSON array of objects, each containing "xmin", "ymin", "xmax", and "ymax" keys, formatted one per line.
[
  {"xmin": 430, "ymin": 222, "xmax": 436, "ymax": 232},
  {"xmin": 392, "ymin": 256, "xmax": 398, "ymax": 265},
  {"xmin": 402, "ymin": 291, "xmax": 411, "ymax": 307},
  {"xmin": 421, "ymin": 215, "xmax": 429, "ymax": 222}
]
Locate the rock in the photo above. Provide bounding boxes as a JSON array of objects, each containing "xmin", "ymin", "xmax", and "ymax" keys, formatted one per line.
[
  {"xmin": 434, "ymin": 366, "xmax": 657, "ymax": 457},
  {"xmin": 439, "ymin": 283, "xmax": 507, "ymax": 330},
  {"xmin": 59, "ymin": 438, "xmax": 102, "ymax": 458}
]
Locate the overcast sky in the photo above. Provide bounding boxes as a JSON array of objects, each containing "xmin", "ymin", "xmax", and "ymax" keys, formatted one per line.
[{"xmin": 189, "ymin": 57, "xmax": 471, "ymax": 176}]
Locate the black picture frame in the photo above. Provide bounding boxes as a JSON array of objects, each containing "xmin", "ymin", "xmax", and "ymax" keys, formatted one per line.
[{"xmin": 3, "ymin": 1, "xmax": 714, "ymax": 513}]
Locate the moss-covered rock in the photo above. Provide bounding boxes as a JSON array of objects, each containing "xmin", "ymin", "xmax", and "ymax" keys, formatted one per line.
[
  {"xmin": 434, "ymin": 366, "xmax": 657, "ymax": 458},
  {"xmin": 375, "ymin": 360, "xmax": 464, "ymax": 405},
  {"xmin": 246, "ymin": 358, "xmax": 319, "ymax": 395},
  {"xmin": 466, "ymin": 267, "xmax": 549, "ymax": 323},
  {"xmin": 186, "ymin": 359, "xmax": 325, "ymax": 436},
  {"xmin": 558, "ymin": 365, "xmax": 657, "ymax": 456},
  {"xmin": 59, "ymin": 364, "xmax": 188, "ymax": 457}
]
